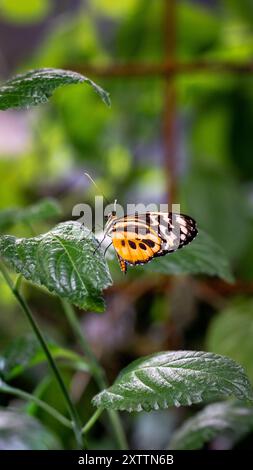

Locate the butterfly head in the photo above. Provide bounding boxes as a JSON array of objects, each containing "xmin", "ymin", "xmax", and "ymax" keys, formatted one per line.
[
  {"xmin": 104, "ymin": 211, "xmax": 117, "ymax": 235},
  {"xmin": 105, "ymin": 210, "xmax": 116, "ymax": 221},
  {"xmin": 104, "ymin": 200, "xmax": 118, "ymax": 234}
]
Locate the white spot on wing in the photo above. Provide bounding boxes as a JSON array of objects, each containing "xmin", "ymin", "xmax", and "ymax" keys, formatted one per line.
[
  {"xmin": 176, "ymin": 216, "xmax": 187, "ymax": 226},
  {"xmin": 181, "ymin": 225, "xmax": 188, "ymax": 235}
]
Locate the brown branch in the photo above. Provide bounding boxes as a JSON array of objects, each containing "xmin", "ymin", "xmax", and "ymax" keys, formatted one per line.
[
  {"xmin": 107, "ymin": 276, "xmax": 253, "ymax": 299},
  {"xmin": 107, "ymin": 275, "xmax": 170, "ymax": 300},
  {"xmin": 163, "ymin": 0, "xmax": 177, "ymax": 203},
  {"xmin": 66, "ymin": 61, "xmax": 253, "ymax": 78}
]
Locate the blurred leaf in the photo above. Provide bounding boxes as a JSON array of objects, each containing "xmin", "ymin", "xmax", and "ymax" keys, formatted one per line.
[
  {"xmin": 29, "ymin": 14, "xmax": 108, "ymax": 68},
  {"xmin": 0, "ymin": 221, "xmax": 112, "ymax": 311},
  {"xmin": 169, "ymin": 401, "xmax": 253, "ymax": 450},
  {"xmin": 0, "ymin": 198, "xmax": 62, "ymax": 231},
  {"xmin": 178, "ymin": 1, "xmax": 220, "ymax": 57},
  {"xmin": 116, "ymin": 0, "xmax": 163, "ymax": 61},
  {"xmin": 213, "ymin": 22, "xmax": 253, "ymax": 62},
  {"xmin": 142, "ymin": 230, "xmax": 234, "ymax": 283},
  {"xmin": 92, "ymin": 0, "xmax": 139, "ymax": 18},
  {"xmin": 52, "ymin": 83, "xmax": 111, "ymax": 158},
  {"xmin": 225, "ymin": 0, "xmax": 253, "ymax": 23},
  {"xmin": 106, "ymin": 145, "xmax": 132, "ymax": 179},
  {"xmin": 25, "ymin": 376, "xmax": 51, "ymax": 416},
  {"xmin": 0, "ymin": 334, "xmax": 89, "ymax": 381},
  {"xmin": 92, "ymin": 351, "xmax": 253, "ymax": 412},
  {"xmin": 0, "ymin": 68, "xmax": 110, "ymax": 111},
  {"xmin": 191, "ymin": 102, "xmax": 231, "ymax": 168},
  {"xmin": 230, "ymin": 89, "xmax": 253, "ymax": 180},
  {"xmin": 206, "ymin": 299, "xmax": 253, "ymax": 384},
  {"xmin": 0, "ymin": 0, "xmax": 50, "ymax": 23},
  {"xmin": 0, "ymin": 408, "xmax": 61, "ymax": 450},
  {"xmin": 181, "ymin": 169, "xmax": 251, "ymax": 261},
  {"xmin": 237, "ymin": 222, "xmax": 253, "ymax": 280}
]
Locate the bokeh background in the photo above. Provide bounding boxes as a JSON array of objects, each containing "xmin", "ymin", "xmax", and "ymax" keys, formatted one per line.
[{"xmin": 1, "ymin": 0, "xmax": 253, "ymax": 450}]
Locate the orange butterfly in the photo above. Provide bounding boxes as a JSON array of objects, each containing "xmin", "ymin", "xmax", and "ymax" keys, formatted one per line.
[{"xmin": 104, "ymin": 211, "xmax": 198, "ymax": 273}]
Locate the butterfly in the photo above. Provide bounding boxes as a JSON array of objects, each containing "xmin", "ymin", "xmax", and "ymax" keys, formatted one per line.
[{"xmin": 104, "ymin": 211, "xmax": 198, "ymax": 273}]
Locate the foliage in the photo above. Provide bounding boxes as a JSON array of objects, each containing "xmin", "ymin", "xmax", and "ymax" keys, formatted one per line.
[
  {"xmin": 169, "ymin": 401, "xmax": 253, "ymax": 450},
  {"xmin": 0, "ymin": 198, "xmax": 61, "ymax": 231},
  {"xmin": 0, "ymin": 68, "xmax": 110, "ymax": 110},
  {"xmin": 0, "ymin": 334, "xmax": 89, "ymax": 381},
  {"xmin": 206, "ymin": 299, "xmax": 253, "ymax": 384},
  {"xmin": 93, "ymin": 351, "xmax": 253, "ymax": 411},
  {"xmin": 0, "ymin": 221, "xmax": 112, "ymax": 312},
  {"xmin": 0, "ymin": 0, "xmax": 51, "ymax": 24},
  {"xmin": 0, "ymin": 409, "xmax": 61, "ymax": 450},
  {"xmin": 0, "ymin": 0, "xmax": 253, "ymax": 451},
  {"xmin": 143, "ymin": 230, "xmax": 234, "ymax": 282}
]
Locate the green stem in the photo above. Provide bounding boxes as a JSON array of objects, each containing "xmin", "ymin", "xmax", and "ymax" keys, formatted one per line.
[
  {"xmin": 61, "ymin": 299, "xmax": 128, "ymax": 449},
  {"xmin": 61, "ymin": 299, "xmax": 105, "ymax": 387},
  {"xmin": 107, "ymin": 408, "xmax": 129, "ymax": 449},
  {"xmin": 25, "ymin": 375, "xmax": 51, "ymax": 415},
  {"xmin": 14, "ymin": 273, "xmax": 22, "ymax": 291},
  {"xmin": 0, "ymin": 383, "xmax": 72, "ymax": 429},
  {"xmin": 0, "ymin": 261, "xmax": 84, "ymax": 449},
  {"xmin": 81, "ymin": 408, "xmax": 103, "ymax": 435}
]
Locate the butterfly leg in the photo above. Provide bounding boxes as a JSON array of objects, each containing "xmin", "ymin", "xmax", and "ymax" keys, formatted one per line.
[
  {"xmin": 116, "ymin": 253, "xmax": 127, "ymax": 274},
  {"xmin": 93, "ymin": 234, "xmax": 107, "ymax": 255},
  {"xmin": 104, "ymin": 241, "xmax": 112, "ymax": 257}
]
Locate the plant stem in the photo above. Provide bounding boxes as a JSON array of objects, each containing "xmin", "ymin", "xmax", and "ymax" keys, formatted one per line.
[
  {"xmin": 61, "ymin": 299, "xmax": 105, "ymax": 386},
  {"xmin": 0, "ymin": 382, "xmax": 72, "ymax": 429},
  {"xmin": 61, "ymin": 299, "xmax": 128, "ymax": 449},
  {"xmin": 107, "ymin": 408, "xmax": 129, "ymax": 449},
  {"xmin": 81, "ymin": 408, "xmax": 103, "ymax": 435},
  {"xmin": 25, "ymin": 375, "xmax": 51, "ymax": 415},
  {"xmin": 0, "ymin": 260, "xmax": 84, "ymax": 449}
]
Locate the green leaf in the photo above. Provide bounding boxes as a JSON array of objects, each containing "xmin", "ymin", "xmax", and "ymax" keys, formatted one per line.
[
  {"xmin": 0, "ymin": 221, "xmax": 112, "ymax": 311},
  {"xmin": 0, "ymin": 0, "xmax": 51, "ymax": 24},
  {"xmin": 93, "ymin": 0, "xmax": 139, "ymax": 18},
  {"xmin": 206, "ymin": 299, "xmax": 253, "ymax": 384},
  {"xmin": 169, "ymin": 401, "xmax": 253, "ymax": 450},
  {"xmin": 0, "ymin": 68, "xmax": 110, "ymax": 110},
  {"xmin": 0, "ymin": 198, "xmax": 62, "ymax": 231},
  {"xmin": 178, "ymin": 0, "xmax": 220, "ymax": 55},
  {"xmin": 0, "ymin": 408, "xmax": 61, "ymax": 450},
  {"xmin": 181, "ymin": 170, "xmax": 251, "ymax": 262},
  {"xmin": 142, "ymin": 230, "xmax": 234, "ymax": 283},
  {"xmin": 92, "ymin": 351, "xmax": 253, "ymax": 412},
  {"xmin": 0, "ymin": 334, "xmax": 89, "ymax": 381}
]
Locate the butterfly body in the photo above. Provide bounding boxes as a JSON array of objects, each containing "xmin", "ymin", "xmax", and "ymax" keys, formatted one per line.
[{"xmin": 104, "ymin": 211, "xmax": 198, "ymax": 273}]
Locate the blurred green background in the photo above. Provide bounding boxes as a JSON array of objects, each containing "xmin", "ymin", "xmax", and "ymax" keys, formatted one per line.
[{"xmin": 1, "ymin": 0, "xmax": 253, "ymax": 450}]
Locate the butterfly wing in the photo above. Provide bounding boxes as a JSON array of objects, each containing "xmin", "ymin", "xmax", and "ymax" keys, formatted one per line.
[
  {"xmin": 109, "ymin": 212, "xmax": 198, "ymax": 272},
  {"xmin": 112, "ymin": 228, "xmax": 162, "ymax": 273},
  {"xmin": 142, "ymin": 212, "xmax": 198, "ymax": 254}
]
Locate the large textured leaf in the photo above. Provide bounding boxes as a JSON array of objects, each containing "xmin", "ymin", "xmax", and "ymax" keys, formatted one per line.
[
  {"xmin": 169, "ymin": 401, "xmax": 253, "ymax": 450},
  {"xmin": 0, "ymin": 334, "xmax": 89, "ymax": 381},
  {"xmin": 0, "ymin": 221, "xmax": 112, "ymax": 311},
  {"xmin": 0, "ymin": 198, "xmax": 62, "ymax": 231},
  {"xmin": 92, "ymin": 351, "xmax": 253, "ymax": 412},
  {"xmin": 0, "ymin": 68, "xmax": 110, "ymax": 110},
  {"xmin": 0, "ymin": 409, "xmax": 61, "ymax": 450},
  {"xmin": 143, "ymin": 230, "xmax": 234, "ymax": 283},
  {"xmin": 206, "ymin": 299, "xmax": 253, "ymax": 384}
]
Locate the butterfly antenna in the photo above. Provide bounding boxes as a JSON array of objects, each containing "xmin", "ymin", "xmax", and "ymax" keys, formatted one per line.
[
  {"xmin": 113, "ymin": 199, "xmax": 117, "ymax": 213},
  {"xmin": 93, "ymin": 233, "xmax": 107, "ymax": 255},
  {"xmin": 84, "ymin": 172, "xmax": 110, "ymax": 206}
]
